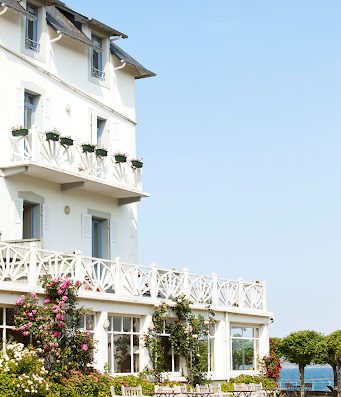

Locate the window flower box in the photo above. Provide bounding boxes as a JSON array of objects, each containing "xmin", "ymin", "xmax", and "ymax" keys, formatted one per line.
[
  {"xmin": 131, "ymin": 159, "xmax": 143, "ymax": 169},
  {"xmin": 114, "ymin": 153, "xmax": 127, "ymax": 163},
  {"xmin": 60, "ymin": 137, "xmax": 74, "ymax": 146},
  {"xmin": 46, "ymin": 131, "xmax": 60, "ymax": 141},
  {"xmin": 95, "ymin": 148, "xmax": 108, "ymax": 157},
  {"xmin": 11, "ymin": 128, "xmax": 29, "ymax": 137},
  {"xmin": 82, "ymin": 143, "xmax": 96, "ymax": 153}
]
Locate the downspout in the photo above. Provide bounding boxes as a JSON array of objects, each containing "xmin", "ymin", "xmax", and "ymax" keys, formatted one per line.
[
  {"xmin": 113, "ymin": 60, "xmax": 126, "ymax": 71},
  {"xmin": 50, "ymin": 31, "xmax": 63, "ymax": 43},
  {"xmin": 0, "ymin": 5, "xmax": 8, "ymax": 16}
]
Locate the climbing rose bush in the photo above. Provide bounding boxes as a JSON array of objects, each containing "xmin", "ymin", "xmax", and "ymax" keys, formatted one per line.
[{"xmin": 14, "ymin": 275, "xmax": 95, "ymax": 375}]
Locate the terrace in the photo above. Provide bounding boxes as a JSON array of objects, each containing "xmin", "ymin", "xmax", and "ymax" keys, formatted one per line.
[
  {"xmin": 0, "ymin": 241, "xmax": 267, "ymax": 312},
  {"xmin": 0, "ymin": 129, "xmax": 148, "ymax": 202}
]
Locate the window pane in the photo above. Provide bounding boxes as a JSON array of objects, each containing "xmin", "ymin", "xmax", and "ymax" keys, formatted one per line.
[
  {"xmin": 209, "ymin": 323, "xmax": 215, "ymax": 336},
  {"xmin": 242, "ymin": 327, "xmax": 254, "ymax": 338},
  {"xmin": 112, "ymin": 316, "xmax": 121, "ymax": 332},
  {"xmin": 164, "ymin": 319, "xmax": 173, "ymax": 333},
  {"xmin": 198, "ymin": 339, "xmax": 208, "ymax": 372},
  {"xmin": 232, "ymin": 339, "xmax": 255, "ymax": 370},
  {"xmin": 132, "ymin": 318, "xmax": 140, "ymax": 333},
  {"xmin": 160, "ymin": 336, "xmax": 172, "ymax": 372},
  {"xmin": 0, "ymin": 308, "xmax": 3, "ymax": 326},
  {"xmin": 133, "ymin": 335, "xmax": 139, "ymax": 372},
  {"xmin": 107, "ymin": 334, "xmax": 112, "ymax": 371},
  {"xmin": 123, "ymin": 317, "xmax": 131, "ymax": 332},
  {"xmin": 209, "ymin": 337, "xmax": 215, "ymax": 371},
  {"xmin": 113, "ymin": 334, "xmax": 131, "ymax": 373},
  {"xmin": 231, "ymin": 327, "xmax": 243, "ymax": 337},
  {"xmin": 6, "ymin": 309, "xmax": 15, "ymax": 326},
  {"xmin": 86, "ymin": 314, "xmax": 95, "ymax": 331}
]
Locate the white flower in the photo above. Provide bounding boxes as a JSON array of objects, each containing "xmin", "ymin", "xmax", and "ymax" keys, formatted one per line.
[{"xmin": 192, "ymin": 334, "xmax": 198, "ymax": 339}]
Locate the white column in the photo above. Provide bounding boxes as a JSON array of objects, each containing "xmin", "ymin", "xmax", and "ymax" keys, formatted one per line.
[
  {"xmin": 258, "ymin": 323, "xmax": 270, "ymax": 359},
  {"xmin": 93, "ymin": 311, "xmax": 109, "ymax": 373},
  {"xmin": 139, "ymin": 314, "xmax": 152, "ymax": 371}
]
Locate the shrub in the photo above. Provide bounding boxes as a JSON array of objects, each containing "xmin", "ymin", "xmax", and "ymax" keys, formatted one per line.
[{"xmin": 221, "ymin": 375, "xmax": 277, "ymax": 392}]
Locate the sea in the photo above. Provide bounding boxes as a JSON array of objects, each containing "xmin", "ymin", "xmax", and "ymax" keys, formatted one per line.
[{"xmin": 279, "ymin": 367, "xmax": 334, "ymax": 391}]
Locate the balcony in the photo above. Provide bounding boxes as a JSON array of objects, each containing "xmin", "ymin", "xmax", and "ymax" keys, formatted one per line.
[
  {"xmin": 1, "ymin": 129, "xmax": 149, "ymax": 202},
  {"xmin": 0, "ymin": 241, "xmax": 268, "ymax": 313}
]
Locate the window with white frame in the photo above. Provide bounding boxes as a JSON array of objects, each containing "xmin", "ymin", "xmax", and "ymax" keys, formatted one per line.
[
  {"xmin": 157, "ymin": 319, "xmax": 180, "ymax": 373},
  {"xmin": 79, "ymin": 313, "xmax": 95, "ymax": 359},
  {"xmin": 24, "ymin": 92, "xmax": 37, "ymax": 129},
  {"xmin": 91, "ymin": 35, "xmax": 104, "ymax": 80},
  {"xmin": 198, "ymin": 322, "xmax": 215, "ymax": 372},
  {"xmin": 25, "ymin": 3, "xmax": 39, "ymax": 52},
  {"xmin": 0, "ymin": 307, "xmax": 29, "ymax": 348},
  {"xmin": 231, "ymin": 326, "xmax": 259, "ymax": 371},
  {"xmin": 107, "ymin": 316, "xmax": 140, "ymax": 374}
]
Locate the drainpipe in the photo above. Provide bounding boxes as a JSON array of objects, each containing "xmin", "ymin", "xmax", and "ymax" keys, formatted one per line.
[
  {"xmin": 50, "ymin": 31, "xmax": 63, "ymax": 43},
  {"xmin": 0, "ymin": 5, "xmax": 8, "ymax": 16},
  {"xmin": 113, "ymin": 60, "xmax": 126, "ymax": 71}
]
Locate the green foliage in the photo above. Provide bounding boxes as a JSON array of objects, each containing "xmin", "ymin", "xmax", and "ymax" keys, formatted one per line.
[
  {"xmin": 279, "ymin": 330, "xmax": 323, "ymax": 368},
  {"xmin": 221, "ymin": 375, "xmax": 277, "ymax": 392},
  {"xmin": 14, "ymin": 276, "xmax": 95, "ymax": 375},
  {"xmin": 144, "ymin": 296, "xmax": 215, "ymax": 386}
]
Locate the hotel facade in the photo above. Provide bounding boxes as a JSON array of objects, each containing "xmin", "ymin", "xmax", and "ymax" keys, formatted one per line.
[{"xmin": 0, "ymin": 0, "xmax": 273, "ymax": 381}]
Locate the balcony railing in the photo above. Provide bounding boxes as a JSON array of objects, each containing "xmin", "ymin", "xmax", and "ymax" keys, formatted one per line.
[
  {"xmin": 0, "ymin": 242, "xmax": 267, "ymax": 311},
  {"xmin": 9, "ymin": 129, "xmax": 142, "ymax": 192}
]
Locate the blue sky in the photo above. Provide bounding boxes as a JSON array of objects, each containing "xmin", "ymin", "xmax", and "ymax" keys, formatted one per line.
[{"xmin": 67, "ymin": 1, "xmax": 341, "ymax": 337}]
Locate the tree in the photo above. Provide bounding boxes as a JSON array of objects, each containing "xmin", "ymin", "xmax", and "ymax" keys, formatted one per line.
[
  {"xmin": 317, "ymin": 331, "xmax": 341, "ymax": 397},
  {"xmin": 280, "ymin": 330, "xmax": 323, "ymax": 397}
]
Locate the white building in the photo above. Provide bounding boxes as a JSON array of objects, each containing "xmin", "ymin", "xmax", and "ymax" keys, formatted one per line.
[{"xmin": 0, "ymin": 0, "xmax": 273, "ymax": 381}]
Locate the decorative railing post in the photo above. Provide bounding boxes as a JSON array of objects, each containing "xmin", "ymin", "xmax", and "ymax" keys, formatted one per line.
[
  {"xmin": 261, "ymin": 281, "xmax": 267, "ymax": 310},
  {"xmin": 182, "ymin": 267, "xmax": 190, "ymax": 298},
  {"xmin": 211, "ymin": 272, "xmax": 218, "ymax": 306},
  {"xmin": 28, "ymin": 242, "xmax": 38, "ymax": 288},
  {"xmin": 150, "ymin": 263, "xmax": 158, "ymax": 299},
  {"xmin": 114, "ymin": 257, "xmax": 122, "ymax": 296},
  {"xmin": 74, "ymin": 250, "xmax": 83, "ymax": 283},
  {"xmin": 238, "ymin": 277, "xmax": 244, "ymax": 308}
]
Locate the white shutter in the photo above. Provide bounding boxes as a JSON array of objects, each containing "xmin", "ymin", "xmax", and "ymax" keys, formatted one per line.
[
  {"xmin": 15, "ymin": 88, "xmax": 24, "ymax": 127},
  {"xmin": 42, "ymin": 204, "xmax": 49, "ymax": 234},
  {"xmin": 13, "ymin": 198, "xmax": 23, "ymax": 239},
  {"xmin": 43, "ymin": 98, "xmax": 51, "ymax": 131},
  {"xmin": 81, "ymin": 213, "xmax": 92, "ymax": 257},
  {"xmin": 110, "ymin": 220, "xmax": 118, "ymax": 260}
]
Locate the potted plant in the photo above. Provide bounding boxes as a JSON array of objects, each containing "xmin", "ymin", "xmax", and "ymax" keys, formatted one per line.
[
  {"xmin": 82, "ymin": 143, "xmax": 96, "ymax": 153},
  {"xmin": 95, "ymin": 147, "xmax": 108, "ymax": 157},
  {"xmin": 11, "ymin": 126, "xmax": 28, "ymax": 137},
  {"xmin": 46, "ymin": 129, "xmax": 60, "ymax": 142},
  {"xmin": 131, "ymin": 158, "xmax": 143, "ymax": 169},
  {"xmin": 114, "ymin": 152, "xmax": 127, "ymax": 163},
  {"xmin": 60, "ymin": 136, "xmax": 74, "ymax": 146}
]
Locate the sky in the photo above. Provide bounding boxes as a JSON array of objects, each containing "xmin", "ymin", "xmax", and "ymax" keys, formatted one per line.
[{"xmin": 67, "ymin": 0, "xmax": 341, "ymax": 337}]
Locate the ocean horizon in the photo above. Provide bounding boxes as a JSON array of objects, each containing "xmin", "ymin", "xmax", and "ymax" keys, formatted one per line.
[{"xmin": 279, "ymin": 367, "xmax": 334, "ymax": 391}]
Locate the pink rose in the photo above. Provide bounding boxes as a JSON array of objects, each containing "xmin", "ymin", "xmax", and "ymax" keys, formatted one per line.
[
  {"xmin": 43, "ymin": 299, "xmax": 50, "ymax": 304},
  {"xmin": 62, "ymin": 296, "xmax": 68, "ymax": 301},
  {"xmin": 81, "ymin": 344, "xmax": 88, "ymax": 351},
  {"xmin": 23, "ymin": 331, "xmax": 29, "ymax": 336}
]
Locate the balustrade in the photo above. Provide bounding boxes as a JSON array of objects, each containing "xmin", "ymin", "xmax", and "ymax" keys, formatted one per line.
[
  {"xmin": 0, "ymin": 242, "xmax": 266, "ymax": 311},
  {"xmin": 10, "ymin": 129, "xmax": 142, "ymax": 190}
]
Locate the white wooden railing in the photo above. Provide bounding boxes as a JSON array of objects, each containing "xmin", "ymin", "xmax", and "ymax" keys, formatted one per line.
[
  {"xmin": 0, "ymin": 242, "xmax": 267, "ymax": 311},
  {"xmin": 10, "ymin": 129, "xmax": 142, "ymax": 190}
]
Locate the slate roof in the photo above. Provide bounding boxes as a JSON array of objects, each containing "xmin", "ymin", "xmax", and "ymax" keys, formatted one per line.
[
  {"xmin": 46, "ymin": 6, "xmax": 96, "ymax": 48},
  {"xmin": 1, "ymin": 0, "xmax": 31, "ymax": 17},
  {"xmin": 110, "ymin": 42, "xmax": 156, "ymax": 80}
]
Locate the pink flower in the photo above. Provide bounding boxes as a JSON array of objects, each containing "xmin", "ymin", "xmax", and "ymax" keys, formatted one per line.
[
  {"xmin": 53, "ymin": 331, "xmax": 60, "ymax": 337},
  {"xmin": 57, "ymin": 289, "xmax": 63, "ymax": 295},
  {"xmin": 75, "ymin": 280, "xmax": 81, "ymax": 287},
  {"xmin": 32, "ymin": 309, "xmax": 37, "ymax": 314},
  {"xmin": 53, "ymin": 277, "xmax": 59, "ymax": 283},
  {"xmin": 43, "ymin": 298, "xmax": 50, "ymax": 304},
  {"xmin": 62, "ymin": 296, "xmax": 68, "ymax": 302},
  {"xmin": 22, "ymin": 331, "xmax": 29, "ymax": 336},
  {"xmin": 59, "ymin": 301, "xmax": 65, "ymax": 307},
  {"xmin": 56, "ymin": 313, "xmax": 63, "ymax": 320},
  {"xmin": 29, "ymin": 292, "xmax": 37, "ymax": 298},
  {"xmin": 81, "ymin": 344, "xmax": 88, "ymax": 351},
  {"xmin": 16, "ymin": 295, "xmax": 25, "ymax": 305}
]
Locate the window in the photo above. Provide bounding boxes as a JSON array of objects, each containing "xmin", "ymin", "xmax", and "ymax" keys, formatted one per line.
[
  {"xmin": 92, "ymin": 217, "xmax": 104, "ymax": 258},
  {"xmin": 0, "ymin": 308, "xmax": 29, "ymax": 349},
  {"xmin": 198, "ymin": 322, "xmax": 215, "ymax": 372},
  {"xmin": 23, "ymin": 201, "xmax": 40, "ymax": 239},
  {"xmin": 79, "ymin": 314, "xmax": 95, "ymax": 360},
  {"xmin": 91, "ymin": 35, "xmax": 104, "ymax": 80},
  {"xmin": 97, "ymin": 118, "xmax": 106, "ymax": 146},
  {"xmin": 157, "ymin": 319, "xmax": 180, "ymax": 373},
  {"xmin": 25, "ymin": 3, "xmax": 39, "ymax": 52},
  {"xmin": 24, "ymin": 92, "xmax": 37, "ymax": 129},
  {"xmin": 107, "ymin": 316, "xmax": 140, "ymax": 374},
  {"xmin": 231, "ymin": 326, "xmax": 259, "ymax": 371}
]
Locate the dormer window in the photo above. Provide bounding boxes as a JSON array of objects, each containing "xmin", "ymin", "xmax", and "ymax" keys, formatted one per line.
[
  {"xmin": 91, "ymin": 35, "xmax": 105, "ymax": 80},
  {"xmin": 25, "ymin": 3, "xmax": 39, "ymax": 52}
]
